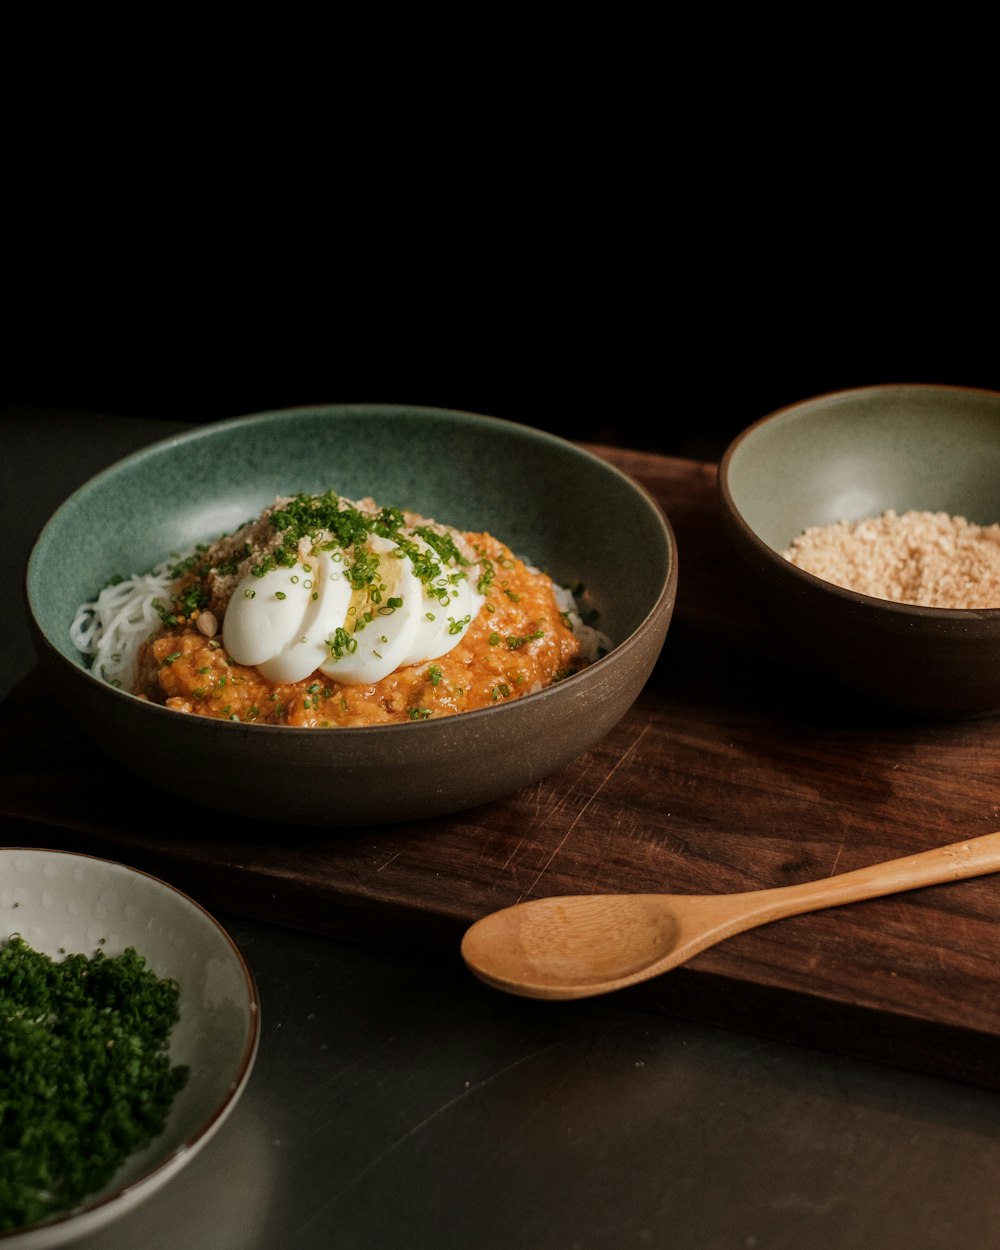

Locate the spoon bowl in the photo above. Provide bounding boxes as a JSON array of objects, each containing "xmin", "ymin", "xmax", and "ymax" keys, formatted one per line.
[
  {"xmin": 466, "ymin": 894, "xmax": 682, "ymax": 995},
  {"xmin": 461, "ymin": 831, "xmax": 1000, "ymax": 1000}
]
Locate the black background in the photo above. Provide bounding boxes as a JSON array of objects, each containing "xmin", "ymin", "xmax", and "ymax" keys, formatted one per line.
[
  {"xmin": 6, "ymin": 209, "xmax": 996, "ymax": 466},
  {"xmin": 8, "ymin": 294, "xmax": 996, "ymax": 467},
  {"xmin": 4, "ymin": 32, "xmax": 998, "ymax": 468}
]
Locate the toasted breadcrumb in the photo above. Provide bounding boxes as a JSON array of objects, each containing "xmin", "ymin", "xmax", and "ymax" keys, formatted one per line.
[{"xmin": 781, "ymin": 510, "xmax": 1000, "ymax": 608}]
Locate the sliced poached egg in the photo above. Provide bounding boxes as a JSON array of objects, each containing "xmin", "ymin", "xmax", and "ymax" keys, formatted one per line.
[
  {"xmin": 401, "ymin": 540, "xmax": 485, "ymax": 665},
  {"xmin": 223, "ymin": 550, "xmax": 352, "ymax": 683},
  {"xmin": 222, "ymin": 530, "xmax": 486, "ymax": 686}
]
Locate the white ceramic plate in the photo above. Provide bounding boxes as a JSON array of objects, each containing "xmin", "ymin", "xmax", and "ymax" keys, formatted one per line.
[{"xmin": 0, "ymin": 848, "xmax": 261, "ymax": 1248}]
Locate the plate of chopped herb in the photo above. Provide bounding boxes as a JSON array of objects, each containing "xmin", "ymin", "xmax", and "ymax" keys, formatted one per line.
[{"xmin": 0, "ymin": 848, "xmax": 260, "ymax": 1247}]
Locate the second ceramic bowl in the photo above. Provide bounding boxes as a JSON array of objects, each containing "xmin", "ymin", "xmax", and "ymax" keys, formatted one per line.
[{"xmin": 718, "ymin": 383, "xmax": 1000, "ymax": 717}]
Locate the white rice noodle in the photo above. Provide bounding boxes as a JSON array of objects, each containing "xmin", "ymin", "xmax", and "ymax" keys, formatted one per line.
[
  {"xmin": 69, "ymin": 562, "xmax": 180, "ymax": 692},
  {"xmin": 550, "ymin": 581, "xmax": 612, "ymax": 664}
]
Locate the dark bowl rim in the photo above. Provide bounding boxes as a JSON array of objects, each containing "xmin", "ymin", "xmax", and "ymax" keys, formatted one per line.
[
  {"xmin": 26, "ymin": 402, "xmax": 680, "ymax": 733},
  {"xmin": 717, "ymin": 382, "xmax": 1000, "ymax": 622}
]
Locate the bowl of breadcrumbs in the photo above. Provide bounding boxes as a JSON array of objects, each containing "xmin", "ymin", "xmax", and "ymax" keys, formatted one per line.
[{"xmin": 717, "ymin": 383, "xmax": 1000, "ymax": 717}]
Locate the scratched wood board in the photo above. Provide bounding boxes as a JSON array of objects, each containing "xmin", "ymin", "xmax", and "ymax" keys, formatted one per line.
[{"xmin": 4, "ymin": 447, "xmax": 1000, "ymax": 1089}]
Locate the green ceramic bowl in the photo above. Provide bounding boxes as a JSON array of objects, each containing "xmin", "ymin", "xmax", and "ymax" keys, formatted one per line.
[
  {"xmin": 718, "ymin": 384, "xmax": 1000, "ymax": 717},
  {"xmin": 26, "ymin": 405, "xmax": 677, "ymax": 825}
]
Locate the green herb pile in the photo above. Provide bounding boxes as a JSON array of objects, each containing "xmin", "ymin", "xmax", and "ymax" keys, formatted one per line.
[{"xmin": 0, "ymin": 935, "xmax": 189, "ymax": 1232}]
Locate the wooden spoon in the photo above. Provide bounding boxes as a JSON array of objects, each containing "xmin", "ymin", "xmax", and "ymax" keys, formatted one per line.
[{"xmin": 460, "ymin": 831, "xmax": 1000, "ymax": 1000}]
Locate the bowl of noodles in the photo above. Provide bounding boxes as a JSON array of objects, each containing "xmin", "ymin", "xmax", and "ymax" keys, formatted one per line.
[{"xmin": 25, "ymin": 404, "xmax": 677, "ymax": 826}]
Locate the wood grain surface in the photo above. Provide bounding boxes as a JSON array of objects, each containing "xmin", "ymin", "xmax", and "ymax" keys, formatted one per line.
[{"xmin": 5, "ymin": 447, "xmax": 1000, "ymax": 1088}]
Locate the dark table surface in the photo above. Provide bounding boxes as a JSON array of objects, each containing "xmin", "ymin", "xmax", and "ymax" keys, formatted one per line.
[{"xmin": 5, "ymin": 404, "xmax": 1000, "ymax": 1250}]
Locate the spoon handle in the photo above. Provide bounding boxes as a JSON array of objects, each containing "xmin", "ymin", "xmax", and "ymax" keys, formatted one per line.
[{"xmin": 740, "ymin": 829, "xmax": 1000, "ymax": 922}]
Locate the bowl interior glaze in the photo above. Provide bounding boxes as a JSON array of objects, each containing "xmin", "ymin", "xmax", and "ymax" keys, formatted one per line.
[{"xmin": 725, "ymin": 384, "xmax": 1000, "ymax": 552}]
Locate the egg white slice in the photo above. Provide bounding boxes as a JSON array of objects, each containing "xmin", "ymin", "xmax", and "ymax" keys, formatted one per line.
[
  {"xmin": 223, "ymin": 561, "xmax": 318, "ymax": 668},
  {"xmin": 318, "ymin": 536, "xmax": 422, "ymax": 684},
  {"xmin": 256, "ymin": 550, "xmax": 353, "ymax": 684},
  {"xmin": 402, "ymin": 557, "xmax": 485, "ymax": 666}
]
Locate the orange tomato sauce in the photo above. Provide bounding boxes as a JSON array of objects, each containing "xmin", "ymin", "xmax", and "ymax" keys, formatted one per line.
[{"xmin": 134, "ymin": 533, "xmax": 586, "ymax": 727}]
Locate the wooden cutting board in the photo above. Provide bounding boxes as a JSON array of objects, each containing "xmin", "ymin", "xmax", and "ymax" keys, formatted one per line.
[{"xmin": 5, "ymin": 447, "xmax": 1000, "ymax": 1089}]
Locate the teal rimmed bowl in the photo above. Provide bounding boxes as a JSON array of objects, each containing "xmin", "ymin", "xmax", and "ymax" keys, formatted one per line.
[{"xmin": 25, "ymin": 405, "xmax": 677, "ymax": 825}]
